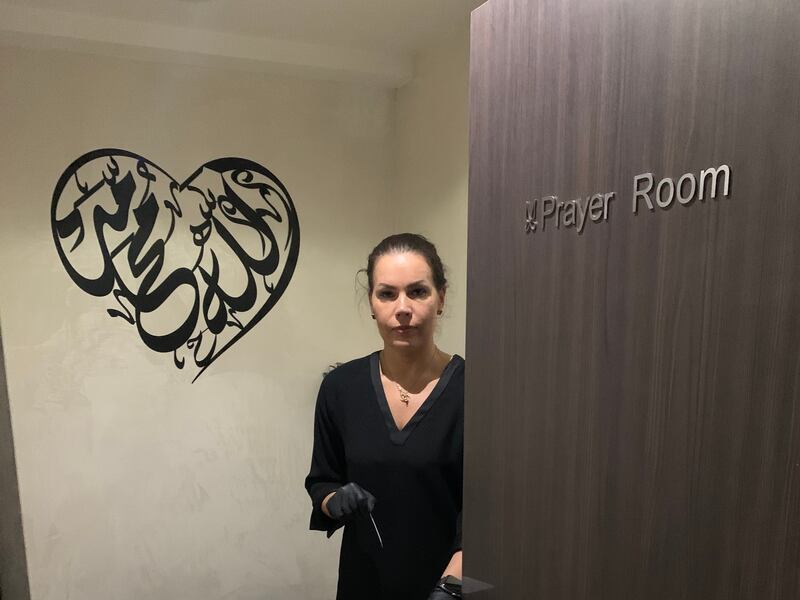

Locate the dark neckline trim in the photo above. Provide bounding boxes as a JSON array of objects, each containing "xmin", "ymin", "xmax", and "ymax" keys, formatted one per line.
[{"xmin": 369, "ymin": 350, "xmax": 464, "ymax": 446}]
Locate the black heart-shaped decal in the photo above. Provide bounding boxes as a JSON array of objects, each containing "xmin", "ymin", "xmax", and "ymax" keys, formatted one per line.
[{"xmin": 51, "ymin": 149, "xmax": 300, "ymax": 381}]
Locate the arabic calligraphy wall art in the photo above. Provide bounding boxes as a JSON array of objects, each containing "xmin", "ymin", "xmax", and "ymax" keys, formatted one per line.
[{"xmin": 51, "ymin": 149, "xmax": 300, "ymax": 381}]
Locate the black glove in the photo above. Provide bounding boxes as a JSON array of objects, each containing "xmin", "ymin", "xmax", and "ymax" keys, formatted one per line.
[
  {"xmin": 427, "ymin": 576, "xmax": 462, "ymax": 599},
  {"xmin": 326, "ymin": 482, "xmax": 376, "ymax": 521}
]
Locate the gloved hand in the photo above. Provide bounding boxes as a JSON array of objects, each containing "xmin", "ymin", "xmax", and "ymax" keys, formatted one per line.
[
  {"xmin": 326, "ymin": 482, "xmax": 376, "ymax": 521},
  {"xmin": 427, "ymin": 576, "xmax": 462, "ymax": 599}
]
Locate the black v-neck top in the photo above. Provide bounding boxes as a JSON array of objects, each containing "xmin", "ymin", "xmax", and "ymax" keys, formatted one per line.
[{"xmin": 304, "ymin": 351, "xmax": 465, "ymax": 600}]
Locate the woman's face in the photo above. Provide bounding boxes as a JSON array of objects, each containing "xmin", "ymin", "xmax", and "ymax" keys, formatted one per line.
[{"xmin": 370, "ymin": 251, "xmax": 445, "ymax": 350}]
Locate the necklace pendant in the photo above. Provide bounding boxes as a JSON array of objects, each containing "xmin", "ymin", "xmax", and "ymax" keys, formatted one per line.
[{"xmin": 396, "ymin": 383, "xmax": 411, "ymax": 406}]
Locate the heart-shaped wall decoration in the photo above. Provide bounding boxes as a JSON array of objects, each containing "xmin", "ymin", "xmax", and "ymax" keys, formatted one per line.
[{"xmin": 51, "ymin": 149, "xmax": 300, "ymax": 381}]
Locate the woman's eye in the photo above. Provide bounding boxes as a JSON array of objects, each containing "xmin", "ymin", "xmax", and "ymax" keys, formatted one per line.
[
  {"xmin": 377, "ymin": 290, "xmax": 394, "ymax": 299},
  {"xmin": 410, "ymin": 287, "xmax": 428, "ymax": 298}
]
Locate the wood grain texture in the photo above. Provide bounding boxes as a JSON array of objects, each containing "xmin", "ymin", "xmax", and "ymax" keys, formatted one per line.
[{"xmin": 465, "ymin": 0, "xmax": 800, "ymax": 598}]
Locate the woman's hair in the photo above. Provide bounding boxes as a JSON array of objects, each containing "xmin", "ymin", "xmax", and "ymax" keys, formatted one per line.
[{"xmin": 362, "ymin": 233, "xmax": 448, "ymax": 295}]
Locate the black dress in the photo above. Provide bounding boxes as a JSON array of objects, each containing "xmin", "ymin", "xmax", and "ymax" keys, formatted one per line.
[{"xmin": 304, "ymin": 351, "xmax": 464, "ymax": 600}]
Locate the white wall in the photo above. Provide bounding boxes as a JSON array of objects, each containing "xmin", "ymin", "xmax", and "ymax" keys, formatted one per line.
[
  {"xmin": 0, "ymin": 22, "xmax": 470, "ymax": 600},
  {"xmin": 394, "ymin": 28, "xmax": 470, "ymax": 357},
  {"xmin": 0, "ymin": 45, "xmax": 395, "ymax": 600}
]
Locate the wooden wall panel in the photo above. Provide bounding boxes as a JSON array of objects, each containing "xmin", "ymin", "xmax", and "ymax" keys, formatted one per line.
[{"xmin": 465, "ymin": 1, "xmax": 800, "ymax": 598}]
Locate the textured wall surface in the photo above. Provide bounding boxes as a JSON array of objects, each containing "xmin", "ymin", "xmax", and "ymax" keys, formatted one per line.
[
  {"xmin": 0, "ymin": 23, "xmax": 472, "ymax": 597},
  {"xmin": 395, "ymin": 28, "xmax": 470, "ymax": 358},
  {"xmin": 0, "ymin": 45, "xmax": 396, "ymax": 600}
]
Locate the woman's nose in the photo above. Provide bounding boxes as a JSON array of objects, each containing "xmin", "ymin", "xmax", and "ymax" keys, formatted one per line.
[{"xmin": 396, "ymin": 294, "xmax": 411, "ymax": 315}]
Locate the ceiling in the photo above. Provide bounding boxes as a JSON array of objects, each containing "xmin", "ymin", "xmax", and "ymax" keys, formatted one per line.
[{"xmin": 0, "ymin": 0, "xmax": 486, "ymax": 86}]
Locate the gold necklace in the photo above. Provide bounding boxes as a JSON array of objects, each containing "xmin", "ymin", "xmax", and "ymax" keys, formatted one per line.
[
  {"xmin": 395, "ymin": 382, "xmax": 411, "ymax": 406},
  {"xmin": 383, "ymin": 347, "xmax": 440, "ymax": 407}
]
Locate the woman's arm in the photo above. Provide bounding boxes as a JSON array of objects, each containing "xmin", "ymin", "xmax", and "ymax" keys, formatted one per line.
[
  {"xmin": 304, "ymin": 377, "xmax": 347, "ymax": 534},
  {"xmin": 443, "ymin": 510, "xmax": 463, "ymax": 577},
  {"xmin": 441, "ymin": 550, "xmax": 462, "ymax": 579},
  {"xmin": 321, "ymin": 491, "xmax": 336, "ymax": 518},
  {"xmin": 428, "ymin": 552, "xmax": 463, "ymax": 599}
]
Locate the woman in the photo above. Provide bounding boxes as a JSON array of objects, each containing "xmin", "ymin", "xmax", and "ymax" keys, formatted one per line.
[{"xmin": 304, "ymin": 233, "xmax": 464, "ymax": 600}]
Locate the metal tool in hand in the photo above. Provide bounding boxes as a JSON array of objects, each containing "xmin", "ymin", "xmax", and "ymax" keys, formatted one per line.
[{"xmin": 369, "ymin": 512, "xmax": 384, "ymax": 549}]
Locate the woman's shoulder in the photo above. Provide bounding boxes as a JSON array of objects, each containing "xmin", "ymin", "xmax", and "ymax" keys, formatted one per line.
[
  {"xmin": 448, "ymin": 353, "xmax": 465, "ymax": 371},
  {"xmin": 447, "ymin": 354, "xmax": 465, "ymax": 385},
  {"xmin": 321, "ymin": 351, "xmax": 377, "ymax": 386}
]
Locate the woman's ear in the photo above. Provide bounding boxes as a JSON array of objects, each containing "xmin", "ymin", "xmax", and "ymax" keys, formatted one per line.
[{"xmin": 437, "ymin": 287, "xmax": 447, "ymax": 313}]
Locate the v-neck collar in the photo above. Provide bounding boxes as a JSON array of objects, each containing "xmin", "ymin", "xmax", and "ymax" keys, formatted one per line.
[{"xmin": 369, "ymin": 350, "xmax": 463, "ymax": 446}]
